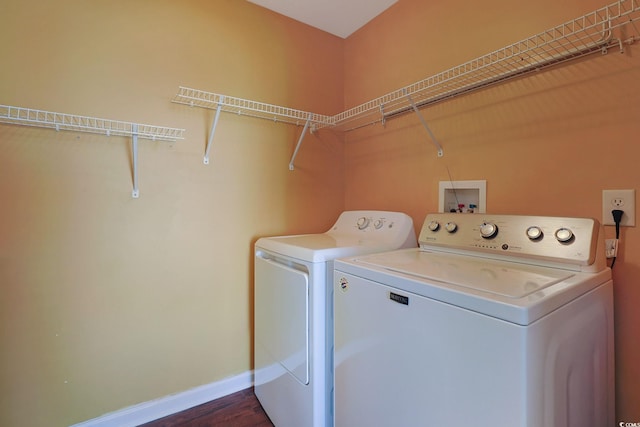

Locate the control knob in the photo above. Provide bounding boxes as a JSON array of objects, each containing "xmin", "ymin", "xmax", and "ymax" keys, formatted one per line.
[
  {"xmin": 427, "ymin": 220, "xmax": 440, "ymax": 231},
  {"xmin": 444, "ymin": 222, "xmax": 457, "ymax": 233},
  {"xmin": 479, "ymin": 222, "xmax": 498, "ymax": 239},
  {"xmin": 554, "ymin": 227, "xmax": 574, "ymax": 243},
  {"xmin": 526, "ymin": 226, "xmax": 543, "ymax": 240},
  {"xmin": 357, "ymin": 217, "xmax": 370, "ymax": 230},
  {"xmin": 374, "ymin": 219, "xmax": 384, "ymax": 229}
]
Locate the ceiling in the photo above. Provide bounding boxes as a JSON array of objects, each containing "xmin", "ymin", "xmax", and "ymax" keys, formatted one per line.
[{"xmin": 247, "ymin": 0, "xmax": 398, "ymax": 38}]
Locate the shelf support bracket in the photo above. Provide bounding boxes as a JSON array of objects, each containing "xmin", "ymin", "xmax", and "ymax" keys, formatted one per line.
[
  {"xmin": 288, "ymin": 114, "xmax": 312, "ymax": 171},
  {"xmin": 204, "ymin": 96, "xmax": 224, "ymax": 165},
  {"xmin": 131, "ymin": 124, "xmax": 140, "ymax": 198},
  {"xmin": 405, "ymin": 92, "xmax": 444, "ymax": 157}
]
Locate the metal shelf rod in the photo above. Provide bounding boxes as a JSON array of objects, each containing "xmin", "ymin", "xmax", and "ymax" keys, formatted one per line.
[
  {"xmin": 289, "ymin": 115, "xmax": 312, "ymax": 171},
  {"xmin": 203, "ymin": 97, "xmax": 224, "ymax": 165},
  {"xmin": 406, "ymin": 93, "xmax": 443, "ymax": 158},
  {"xmin": 132, "ymin": 124, "xmax": 139, "ymax": 198}
]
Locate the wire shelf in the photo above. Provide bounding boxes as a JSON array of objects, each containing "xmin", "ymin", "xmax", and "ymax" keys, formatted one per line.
[
  {"xmin": 173, "ymin": 2, "xmax": 639, "ymax": 135},
  {"xmin": 0, "ymin": 105, "xmax": 185, "ymax": 141},
  {"xmin": 331, "ymin": 0, "xmax": 640, "ymax": 130},
  {"xmin": 173, "ymin": 1, "xmax": 639, "ymax": 160},
  {"xmin": 172, "ymin": 86, "xmax": 334, "ymax": 128}
]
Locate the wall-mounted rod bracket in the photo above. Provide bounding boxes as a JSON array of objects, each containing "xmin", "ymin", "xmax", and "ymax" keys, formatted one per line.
[
  {"xmin": 289, "ymin": 115, "xmax": 312, "ymax": 171},
  {"xmin": 203, "ymin": 96, "xmax": 224, "ymax": 165},
  {"xmin": 131, "ymin": 124, "xmax": 140, "ymax": 198},
  {"xmin": 405, "ymin": 92, "xmax": 444, "ymax": 157}
]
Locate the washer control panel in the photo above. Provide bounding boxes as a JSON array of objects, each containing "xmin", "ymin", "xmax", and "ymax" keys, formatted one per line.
[{"xmin": 419, "ymin": 213, "xmax": 600, "ymax": 267}]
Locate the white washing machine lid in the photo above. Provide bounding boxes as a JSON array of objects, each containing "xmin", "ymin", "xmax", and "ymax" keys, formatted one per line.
[
  {"xmin": 335, "ymin": 248, "xmax": 611, "ymax": 325},
  {"xmin": 256, "ymin": 233, "xmax": 401, "ymax": 263}
]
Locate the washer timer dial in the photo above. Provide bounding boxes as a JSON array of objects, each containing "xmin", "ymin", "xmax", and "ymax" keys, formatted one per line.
[{"xmin": 479, "ymin": 222, "xmax": 498, "ymax": 239}]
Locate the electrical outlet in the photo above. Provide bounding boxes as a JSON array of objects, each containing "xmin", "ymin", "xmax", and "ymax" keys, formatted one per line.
[{"xmin": 602, "ymin": 189, "xmax": 635, "ymax": 226}]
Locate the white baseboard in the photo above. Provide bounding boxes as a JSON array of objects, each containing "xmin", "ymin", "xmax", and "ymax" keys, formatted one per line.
[{"xmin": 70, "ymin": 371, "xmax": 254, "ymax": 427}]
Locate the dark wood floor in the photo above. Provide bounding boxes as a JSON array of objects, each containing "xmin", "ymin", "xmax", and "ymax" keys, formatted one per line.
[{"xmin": 140, "ymin": 388, "xmax": 274, "ymax": 427}]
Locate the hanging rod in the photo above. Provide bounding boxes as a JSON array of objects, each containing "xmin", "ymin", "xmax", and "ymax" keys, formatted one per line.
[{"xmin": 0, "ymin": 104, "xmax": 185, "ymax": 198}]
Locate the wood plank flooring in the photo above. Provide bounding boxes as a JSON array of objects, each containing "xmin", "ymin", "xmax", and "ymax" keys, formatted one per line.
[{"xmin": 139, "ymin": 388, "xmax": 274, "ymax": 427}]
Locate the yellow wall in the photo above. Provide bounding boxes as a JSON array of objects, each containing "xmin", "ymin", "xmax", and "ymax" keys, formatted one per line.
[
  {"xmin": 2, "ymin": 0, "xmax": 639, "ymax": 425},
  {"xmin": 0, "ymin": 1, "xmax": 344, "ymax": 426},
  {"xmin": 344, "ymin": 0, "xmax": 640, "ymax": 421}
]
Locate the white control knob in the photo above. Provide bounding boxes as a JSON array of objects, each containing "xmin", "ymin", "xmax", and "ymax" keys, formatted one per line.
[
  {"xmin": 444, "ymin": 222, "xmax": 457, "ymax": 233},
  {"xmin": 427, "ymin": 221, "xmax": 440, "ymax": 231},
  {"xmin": 374, "ymin": 219, "xmax": 384, "ymax": 229},
  {"xmin": 554, "ymin": 227, "xmax": 574, "ymax": 243},
  {"xmin": 526, "ymin": 226, "xmax": 543, "ymax": 240},
  {"xmin": 357, "ymin": 217, "xmax": 370, "ymax": 230},
  {"xmin": 480, "ymin": 222, "xmax": 498, "ymax": 239}
]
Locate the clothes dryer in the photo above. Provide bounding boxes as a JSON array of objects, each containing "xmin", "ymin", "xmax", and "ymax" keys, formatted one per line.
[
  {"xmin": 254, "ymin": 210, "xmax": 416, "ymax": 427},
  {"xmin": 334, "ymin": 213, "xmax": 614, "ymax": 427}
]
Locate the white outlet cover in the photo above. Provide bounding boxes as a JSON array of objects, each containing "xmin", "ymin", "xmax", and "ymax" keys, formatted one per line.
[{"xmin": 602, "ymin": 189, "xmax": 635, "ymax": 226}]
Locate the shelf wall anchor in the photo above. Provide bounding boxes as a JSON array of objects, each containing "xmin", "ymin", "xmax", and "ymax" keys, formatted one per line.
[
  {"xmin": 405, "ymin": 92, "xmax": 444, "ymax": 157},
  {"xmin": 288, "ymin": 114, "xmax": 312, "ymax": 171},
  {"xmin": 131, "ymin": 124, "xmax": 140, "ymax": 198},
  {"xmin": 204, "ymin": 95, "xmax": 224, "ymax": 165}
]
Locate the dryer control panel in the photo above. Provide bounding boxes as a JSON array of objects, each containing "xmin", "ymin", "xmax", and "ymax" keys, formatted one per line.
[
  {"xmin": 419, "ymin": 213, "xmax": 603, "ymax": 271},
  {"xmin": 328, "ymin": 210, "xmax": 417, "ymax": 248}
]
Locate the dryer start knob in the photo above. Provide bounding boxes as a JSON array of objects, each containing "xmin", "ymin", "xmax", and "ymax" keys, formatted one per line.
[
  {"xmin": 444, "ymin": 222, "xmax": 458, "ymax": 233},
  {"xmin": 357, "ymin": 217, "xmax": 370, "ymax": 230},
  {"xmin": 427, "ymin": 221, "xmax": 440, "ymax": 231}
]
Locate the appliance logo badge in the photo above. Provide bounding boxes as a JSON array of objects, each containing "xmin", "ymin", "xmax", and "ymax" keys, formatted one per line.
[
  {"xmin": 389, "ymin": 292, "xmax": 409, "ymax": 305},
  {"xmin": 339, "ymin": 277, "xmax": 349, "ymax": 292}
]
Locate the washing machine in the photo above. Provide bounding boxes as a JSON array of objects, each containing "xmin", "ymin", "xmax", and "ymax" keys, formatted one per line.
[
  {"xmin": 334, "ymin": 213, "xmax": 614, "ymax": 427},
  {"xmin": 254, "ymin": 210, "xmax": 417, "ymax": 427}
]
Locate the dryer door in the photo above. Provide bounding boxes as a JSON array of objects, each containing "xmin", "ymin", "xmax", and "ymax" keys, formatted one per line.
[{"xmin": 255, "ymin": 255, "xmax": 310, "ymax": 385}]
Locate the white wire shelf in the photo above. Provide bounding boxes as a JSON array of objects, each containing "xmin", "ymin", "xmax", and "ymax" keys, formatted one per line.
[
  {"xmin": 331, "ymin": 0, "xmax": 640, "ymax": 131},
  {"xmin": 0, "ymin": 104, "xmax": 185, "ymax": 141},
  {"xmin": 172, "ymin": 86, "xmax": 335, "ymax": 168},
  {"xmin": 172, "ymin": 86, "xmax": 334, "ymax": 128},
  {"xmin": 176, "ymin": 0, "xmax": 639, "ymax": 160},
  {"xmin": 0, "ymin": 104, "xmax": 186, "ymax": 198}
]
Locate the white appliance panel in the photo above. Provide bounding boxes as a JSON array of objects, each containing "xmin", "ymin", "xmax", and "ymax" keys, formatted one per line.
[
  {"xmin": 334, "ymin": 271, "xmax": 614, "ymax": 427},
  {"xmin": 255, "ymin": 256, "xmax": 309, "ymax": 384},
  {"xmin": 334, "ymin": 272, "xmax": 525, "ymax": 427}
]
